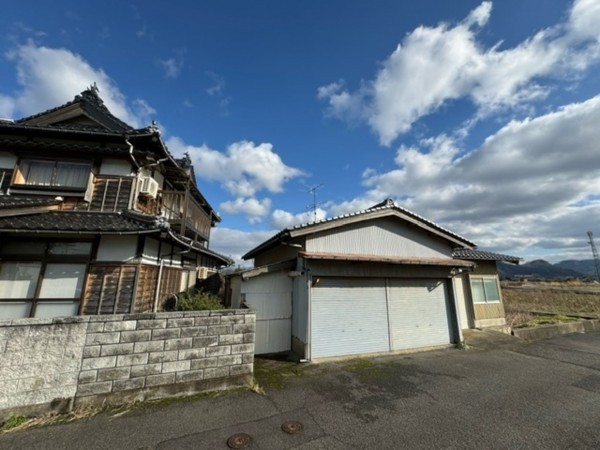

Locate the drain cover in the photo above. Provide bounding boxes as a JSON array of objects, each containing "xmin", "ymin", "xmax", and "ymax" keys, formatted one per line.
[
  {"xmin": 281, "ymin": 420, "xmax": 304, "ymax": 434},
  {"xmin": 227, "ymin": 433, "xmax": 252, "ymax": 449}
]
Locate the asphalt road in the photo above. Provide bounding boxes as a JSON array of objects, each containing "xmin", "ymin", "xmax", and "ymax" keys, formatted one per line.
[{"xmin": 1, "ymin": 331, "xmax": 599, "ymax": 449}]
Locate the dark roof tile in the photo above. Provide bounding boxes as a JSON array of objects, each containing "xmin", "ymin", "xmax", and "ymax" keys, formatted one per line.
[
  {"xmin": 0, "ymin": 196, "xmax": 62, "ymax": 210},
  {"xmin": 452, "ymin": 248, "xmax": 520, "ymax": 264},
  {"xmin": 0, "ymin": 211, "xmax": 161, "ymax": 233}
]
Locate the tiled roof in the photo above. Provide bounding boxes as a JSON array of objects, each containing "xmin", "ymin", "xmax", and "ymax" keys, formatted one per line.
[
  {"xmin": 452, "ymin": 248, "xmax": 520, "ymax": 264},
  {"xmin": 0, "ymin": 196, "xmax": 62, "ymax": 210},
  {"xmin": 15, "ymin": 87, "xmax": 134, "ymax": 133},
  {"xmin": 0, "ymin": 211, "xmax": 162, "ymax": 233}
]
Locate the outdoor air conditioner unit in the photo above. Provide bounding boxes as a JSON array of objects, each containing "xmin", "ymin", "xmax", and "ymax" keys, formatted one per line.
[
  {"xmin": 197, "ymin": 267, "xmax": 209, "ymax": 280},
  {"xmin": 139, "ymin": 176, "xmax": 159, "ymax": 199}
]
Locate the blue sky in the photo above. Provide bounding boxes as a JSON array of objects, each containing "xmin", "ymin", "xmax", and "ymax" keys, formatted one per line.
[{"xmin": 1, "ymin": 1, "xmax": 600, "ymax": 263}]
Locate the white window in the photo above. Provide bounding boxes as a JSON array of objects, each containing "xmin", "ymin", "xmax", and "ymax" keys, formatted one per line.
[
  {"xmin": 0, "ymin": 262, "xmax": 41, "ymax": 299},
  {"xmin": 0, "ymin": 240, "xmax": 91, "ymax": 319},
  {"xmin": 19, "ymin": 160, "xmax": 90, "ymax": 189},
  {"xmin": 470, "ymin": 276, "xmax": 501, "ymax": 304}
]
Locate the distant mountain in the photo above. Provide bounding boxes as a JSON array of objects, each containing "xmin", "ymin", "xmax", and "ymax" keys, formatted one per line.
[
  {"xmin": 555, "ymin": 259, "xmax": 599, "ymax": 277},
  {"xmin": 498, "ymin": 259, "xmax": 587, "ymax": 280}
]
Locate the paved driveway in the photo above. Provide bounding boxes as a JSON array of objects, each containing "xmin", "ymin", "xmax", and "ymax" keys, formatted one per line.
[{"xmin": 1, "ymin": 331, "xmax": 599, "ymax": 449}]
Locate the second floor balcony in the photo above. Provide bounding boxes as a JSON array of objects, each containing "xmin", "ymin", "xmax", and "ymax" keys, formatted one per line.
[{"xmin": 160, "ymin": 190, "xmax": 212, "ymax": 242}]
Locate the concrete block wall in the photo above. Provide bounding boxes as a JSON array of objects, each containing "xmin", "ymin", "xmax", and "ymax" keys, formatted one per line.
[{"xmin": 0, "ymin": 310, "xmax": 255, "ymax": 419}]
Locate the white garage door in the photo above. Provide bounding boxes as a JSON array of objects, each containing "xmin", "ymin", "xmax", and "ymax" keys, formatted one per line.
[
  {"xmin": 388, "ymin": 279, "xmax": 453, "ymax": 351},
  {"xmin": 311, "ymin": 278, "xmax": 389, "ymax": 358},
  {"xmin": 311, "ymin": 277, "xmax": 454, "ymax": 358}
]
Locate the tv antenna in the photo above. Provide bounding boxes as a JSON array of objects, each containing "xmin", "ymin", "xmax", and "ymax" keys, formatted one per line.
[
  {"xmin": 587, "ymin": 231, "xmax": 600, "ymax": 282},
  {"xmin": 305, "ymin": 183, "xmax": 324, "ymax": 223}
]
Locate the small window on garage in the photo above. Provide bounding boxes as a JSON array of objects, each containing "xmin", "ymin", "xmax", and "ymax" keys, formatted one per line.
[{"xmin": 470, "ymin": 276, "xmax": 501, "ymax": 303}]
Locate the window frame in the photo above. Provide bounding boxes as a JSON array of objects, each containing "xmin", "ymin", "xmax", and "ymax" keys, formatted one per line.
[
  {"xmin": 469, "ymin": 275, "xmax": 502, "ymax": 304},
  {"xmin": 12, "ymin": 158, "xmax": 92, "ymax": 192},
  {"xmin": 0, "ymin": 239, "xmax": 93, "ymax": 318}
]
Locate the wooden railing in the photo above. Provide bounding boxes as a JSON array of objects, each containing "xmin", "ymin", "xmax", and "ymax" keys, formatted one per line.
[{"xmin": 161, "ymin": 190, "xmax": 212, "ymax": 242}]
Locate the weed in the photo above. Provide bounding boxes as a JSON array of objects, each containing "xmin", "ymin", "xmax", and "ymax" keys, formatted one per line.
[
  {"xmin": 1, "ymin": 416, "xmax": 28, "ymax": 432},
  {"xmin": 176, "ymin": 289, "xmax": 224, "ymax": 311}
]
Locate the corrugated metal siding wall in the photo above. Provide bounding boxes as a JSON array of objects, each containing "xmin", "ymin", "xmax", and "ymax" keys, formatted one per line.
[
  {"xmin": 242, "ymin": 271, "xmax": 292, "ymax": 354},
  {"xmin": 306, "ymin": 217, "xmax": 452, "ymax": 258}
]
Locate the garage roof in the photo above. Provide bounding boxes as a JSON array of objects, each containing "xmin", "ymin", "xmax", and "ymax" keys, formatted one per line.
[{"xmin": 243, "ymin": 198, "xmax": 476, "ymax": 260}]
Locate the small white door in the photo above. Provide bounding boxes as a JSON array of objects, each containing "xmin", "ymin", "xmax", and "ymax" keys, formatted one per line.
[{"xmin": 242, "ymin": 272, "xmax": 292, "ymax": 354}]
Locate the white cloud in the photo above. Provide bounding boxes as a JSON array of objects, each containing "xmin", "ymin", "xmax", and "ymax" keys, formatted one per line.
[
  {"xmin": 271, "ymin": 207, "xmax": 327, "ymax": 229},
  {"xmin": 159, "ymin": 57, "xmax": 183, "ymax": 79},
  {"xmin": 166, "ymin": 137, "xmax": 303, "ymax": 223},
  {"xmin": 166, "ymin": 137, "xmax": 304, "ymax": 197},
  {"xmin": 318, "ymin": 1, "xmax": 600, "ymax": 145},
  {"xmin": 1, "ymin": 41, "xmax": 153, "ymax": 127},
  {"xmin": 220, "ymin": 197, "xmax": 272, "ymax": 224},
  {"xmin": 335, "ymin": 95, "xmax": 600, "ymax": 262},
  {"xmin": 210, "ymin": 227, "xmax": 276, "ymax": 264}
]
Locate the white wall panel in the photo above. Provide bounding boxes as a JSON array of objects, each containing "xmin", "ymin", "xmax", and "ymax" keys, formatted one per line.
[
  {"xmin": 96, "ymin": 235, "xmax": 138, "ymax": 262},
  {"xmin": 306, "ymin": 217, "xmax": 452, "ymax": 258}
]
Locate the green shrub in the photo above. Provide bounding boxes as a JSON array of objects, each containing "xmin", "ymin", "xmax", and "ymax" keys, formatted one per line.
[{"xmin": 176, "ymin": 290, "xmax": 224, "ymax": 311}]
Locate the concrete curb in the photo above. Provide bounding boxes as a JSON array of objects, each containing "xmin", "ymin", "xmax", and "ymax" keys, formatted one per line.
[{"xmin": 512, "ymin": 319, "xmax": 600, "ymax": 341}]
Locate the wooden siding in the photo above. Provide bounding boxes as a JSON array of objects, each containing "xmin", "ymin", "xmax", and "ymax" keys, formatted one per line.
[
  {"xmin": 254, "ymin": 244, "xmax": 302, "ymax": 266},
  {"xmin": 82, "ymin": 265, "xmax": 137, "ymax": 314},
  {"xmin": 88, "ymin": 175, "xmax": 134, "ymax": 212},
  {"xmin": 157, "ymin": 267, "xmax": 183, "ymax": 310},
  {"xmin": 471, "ymin": 261, "xmax": 499, "ymax": 276},
  {"xmin": 134, "ymin": 265, "xmax": 159, "ymax": 312},
  {"xmin": 306, "ymin": 217, "xmax": 452, "ymax": 259},
  {"xmin": 307, "ymin": 259, "xmax": 453, "ymax": 279},
  {"xmin": 473, "ymin": 302, "xmax": 505, "ymax": 320}
]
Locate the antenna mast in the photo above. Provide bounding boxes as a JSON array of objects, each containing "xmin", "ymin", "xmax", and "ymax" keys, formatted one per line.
[
  {"xmin": 306, "ymin": 184, "xmax": 323, "ymax": 223},
  {"xmin": 587, "ymin": 231, "xmax": 600, "ymax": 282}
]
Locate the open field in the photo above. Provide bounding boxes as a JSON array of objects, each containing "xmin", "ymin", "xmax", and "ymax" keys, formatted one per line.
[{"xmin": 501, "ymin": 281, "xmax": 600, "ymax": 328}]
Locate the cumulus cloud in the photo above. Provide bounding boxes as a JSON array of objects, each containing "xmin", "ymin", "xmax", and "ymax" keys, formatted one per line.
[
  {"xmin": 0, "ymin": 41, "xmax": 153, "ymax": 127},
  {"xmin": 209, "ymin": 227, "xmax": 276, "ymax": 264},
  {"xmin": 166, "ymin": 137, "xmax": 304, "ymax": 197},
  {"xmin": 166, "ymin": 137, "xmax": 303, "ymax": 223},
  {"xmin": 318, "ymin": 0, "xmax": 600, "ymax": 145},
  {"xmin": 331, "ymin": 95, "xmax": 600, "ymax": 261},
  {"xmin": 271, "ymin": 207, "xmax": 327, "ymax": 229},
  {"xmin": 220, "ymin": 197, "xmax": 272, "ymax": 224}
]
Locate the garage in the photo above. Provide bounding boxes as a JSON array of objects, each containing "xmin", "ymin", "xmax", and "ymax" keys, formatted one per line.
[{"xmin": 311, "ymin": 277, "xmax": 454, "ymax": 359}]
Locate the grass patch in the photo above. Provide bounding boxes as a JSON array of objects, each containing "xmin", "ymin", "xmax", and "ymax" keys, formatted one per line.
[
  {"xmin": 343, "ymin": 358, "xmax": 376, "ymax": 371},
  {"xmin": 1, "ymin": 415, "xmax": 28, "ymax": 432},
  {"xmin": 253, "ymin": 357, "xmax": 313, "ymax": 390},
  {"xmin": 513, "ymin": 314, "xmax": 581, "ymax": 329},
  {"xmin": 502, "ymin": 282, "xmax": 600, "ymax": 328}
]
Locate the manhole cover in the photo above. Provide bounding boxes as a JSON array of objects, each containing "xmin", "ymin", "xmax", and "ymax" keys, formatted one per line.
[
  {"xmin": 227, "ymin": 433, "xmax": 252, "ymax": 449},
  {"xmin": 281, "ymin": 420, "xmax": 304, "ymax": 434}
]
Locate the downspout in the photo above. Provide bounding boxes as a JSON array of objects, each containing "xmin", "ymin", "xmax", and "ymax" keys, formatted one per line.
[
  {"xmin": 126, "ymin": 138, "xmax": 141, "ymax": 171},
  {"xmin": 304, "ymin": 261, "xmax": 312, "ymax": 362},
  {"xmin": 126, "ymin": 138, "xmax": 142, "ymax": 208},
  {"xmin": 153, "ymin": 258, "xmax": 165, "ymax": 312}
]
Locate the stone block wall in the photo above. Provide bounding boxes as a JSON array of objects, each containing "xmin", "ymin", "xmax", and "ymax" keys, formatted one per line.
[{"xmin": 0, "ymin": 310, "xmax": 255, "ymax": 419}]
